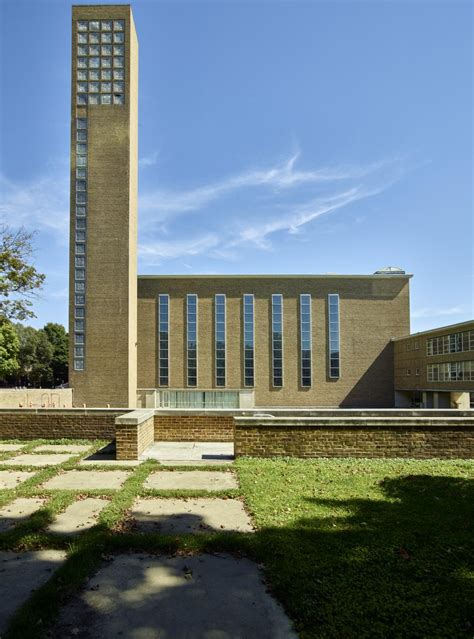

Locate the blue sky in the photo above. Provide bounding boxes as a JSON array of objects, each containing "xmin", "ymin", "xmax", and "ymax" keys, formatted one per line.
[{"xmin": 0, "ymin": 0, "xmax": 472, "ymax": 333}]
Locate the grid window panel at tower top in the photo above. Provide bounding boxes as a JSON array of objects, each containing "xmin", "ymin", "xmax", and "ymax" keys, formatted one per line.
[{"xmin": 75, "ymin": 18, "xmax": 125, "ymax": 106}]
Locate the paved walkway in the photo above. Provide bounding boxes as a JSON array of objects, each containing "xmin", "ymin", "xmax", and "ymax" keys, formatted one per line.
[
  {"xmin": 143, "ymin": 441, "xmax": 235, "ymax": 465},
  {"xmin": 0, "ymin": 440, "xmax": 296, "ymax": 637}
]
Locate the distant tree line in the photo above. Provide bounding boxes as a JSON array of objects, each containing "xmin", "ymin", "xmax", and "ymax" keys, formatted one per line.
[
  {"xmin": 0, "ymin": 322, "xmax": 68, "ymax": 388},
  {"xmin": 0, "ymin": 225, "xmax": 67, "ymax": 387}
]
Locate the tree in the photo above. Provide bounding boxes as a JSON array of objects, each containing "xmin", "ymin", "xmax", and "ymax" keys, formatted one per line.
[
  {"xmin": 43, "ymin": 323, "xmax": 68, "ymax": 385},
  {"xmin": 30, "ymin": 329, "xmax": 54, "ymax": 387},
  {"xmin": 14, "ymin": 324, "xmax": 39, "ymax": 385},
  {"xmin": 0, "ymin": 320, "xmax": 19, "ymax": 380},
  {"xmin": 0, "ymin": 226, "xmax": 45, "ymax": 321}
]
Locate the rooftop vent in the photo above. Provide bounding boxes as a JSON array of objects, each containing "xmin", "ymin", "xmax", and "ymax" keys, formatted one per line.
[{"xmin": 374, "ymin": 266, "xmax": 406, "ymax": 275}]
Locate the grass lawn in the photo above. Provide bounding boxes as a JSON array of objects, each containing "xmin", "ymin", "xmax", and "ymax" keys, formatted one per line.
[
  {"xmin": 237, "ymin": 457, "xmax": 474, "ymax": 639},
  {"xmin": 0, "ymin": 441, "xmax": 472, "ymax": 638}
]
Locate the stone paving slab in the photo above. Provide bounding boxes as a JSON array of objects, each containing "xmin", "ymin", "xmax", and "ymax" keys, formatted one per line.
[
  {"xmin": 48, "ymin": 498, "xmax": 108, "ymax": 535},
  {"xmin": 158, "ymin": 459, "xmax": 234, "ymax": 467},
  {"xmin": 0, "ymin": 444, "xmax": 25, "ymax": 452},
  {"xmin": 0, "ymin": 549, "xmax": 66, "ymax": 635},
  {"xmin": 0, "ymin": 453, "xmax": 75, "ymax": 467},
  {"xmin": 145, "ymin": 470, "xmax": 238, "ymax": 491},
  {"xmin": 143, "ymin": 441, "xmax": 234, "ymax": 464},
  {"xmin": 131, "ymin": 498, "xmax": 254, "ymax": 534},
  {"xmin": 0, "ymin": 470, "xmax": 36, "ymax": 489},
  {"xmin": 0, "ymin": 497, "xmax": 47, "ymax": 532},
  {"xmin": 43, "ymin": 470, "xmax": 131, "ymax": 491},
  {"xmin": 52, "ymin": 553, "xmax": 296, "ymax": 639},
  {"xmin": 34, "ymin": 444, "xmax": 92, "ymax": 454}
]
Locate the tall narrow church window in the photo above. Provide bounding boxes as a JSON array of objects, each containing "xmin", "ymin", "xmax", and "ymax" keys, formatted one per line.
[
  {"xmin": 187, "ymin": 294, "xmax": 198, "ymax": 387},
  {"xmin": 158, "ymin": 294, "xmax": 169, "ymax": 386},
  {"xmin": 215, "ymin": 294, "xmax": 226, "ymax": 387}
]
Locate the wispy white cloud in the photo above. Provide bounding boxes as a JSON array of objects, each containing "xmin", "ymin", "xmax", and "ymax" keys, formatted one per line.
[
  {"xmin": 411, "ymin": 306, "xmax": 467, "ymax": 319},
  {"xmin": 0, "ymin": 171, "xmax": 69, "ymax": 240},
  {"xmin": 139, "ymin": 151, "xmax": 160, "ymax": 168},
  {"xmin": 139, "ymin": 152, "xmax": 395, "ymax": 219},
  {"xmin": 138, "ymin": 234, "xmax": 220, "ymax": 265},
  {"xmin": 138, "ymin": 151, "xmax": 406, "ymax": 263}
]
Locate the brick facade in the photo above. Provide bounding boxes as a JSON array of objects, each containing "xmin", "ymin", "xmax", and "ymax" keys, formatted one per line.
[
  {"xmin": 137, "ymin": 274, "xmax": 411, "ymax": 409},
  {"xmin": 116, "ymin": 412, "xmax": 154, "ymax": 460},
  {"xmin": 234, "ymin": 421, "xmax": 474, "ymax": 459},
  {"xmin": 0, "ymin": 410, "xmax": 122, "ymax": 440},
  {"xmin": 154, "ymin": 414, "xmax": 234, "ymax": 442}
]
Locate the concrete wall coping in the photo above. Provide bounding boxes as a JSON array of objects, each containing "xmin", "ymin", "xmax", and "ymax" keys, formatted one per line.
[
  {"xmin": 0, "ymin": 408, "xmax": 127, "ymax": 416},
  {"xmin": 153, "ymin": 408, "xmax": 474, "ymax": 417},
  {"xmin": 115, "ymin": 409, "xmax": 155, "ymax": 426},
  {"xmin": 234, "ymin": 416, "xmax": 474, "ymax": 428}
]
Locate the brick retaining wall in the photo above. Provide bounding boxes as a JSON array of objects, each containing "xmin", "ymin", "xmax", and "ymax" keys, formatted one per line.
[
  {"xmin": 154, "ymin": 414, "xmax": 234, "ymax": 442},
  {"xmin": 234, "ymin": 422, "xmax": 474, "ymax": 459},
  {"xmin": 0, "ymin": 410, "xmax": 122, "ymax": 441},
  {"xmin": 116, "ymin": 410, "xmax": 155, "ymax": 460}
]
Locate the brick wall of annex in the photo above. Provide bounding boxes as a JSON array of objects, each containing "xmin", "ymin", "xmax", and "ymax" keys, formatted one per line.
[
  {"xmin": 234, "ymin": 424, "xmax": 474, "ymax": 459},
  {"xmin": 0, "ymin": 411, "xmax": 121, "ymax": 440},
  {"xmin": 154, "ymin": 415, "xmax": 234, "ymax": 442},
  {"xmin": 393, "ymin": 320, "xmax": 474, "ymax": 393}
]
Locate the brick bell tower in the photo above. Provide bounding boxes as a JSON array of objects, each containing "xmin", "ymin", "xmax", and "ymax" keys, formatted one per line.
[{"xmin": 69, "ymin": 5, "xmax": 138, "ymax": 407}]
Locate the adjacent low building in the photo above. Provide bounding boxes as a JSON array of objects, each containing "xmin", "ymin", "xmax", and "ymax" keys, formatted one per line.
[{"xmin": 393, "ymin": 320, "xmax": 474, "ymax": 409}]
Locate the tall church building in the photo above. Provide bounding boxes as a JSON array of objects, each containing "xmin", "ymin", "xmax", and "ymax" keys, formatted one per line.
[
  {"xmin": 69, "ymin": 5, "xmax": 412, "ymax": 409},
  {"xmin": 69, "ymin": 5, "xmax": 138, "ymax": 407}
]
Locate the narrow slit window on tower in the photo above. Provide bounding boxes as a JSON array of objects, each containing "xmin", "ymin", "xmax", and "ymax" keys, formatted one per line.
[
  {"xmin": 215, "ymin": 294, "xmax": 226, "ymax": 387},
  {"xmin": 187, "ymin": 294, "xmax": 198, "ymax": 387},
  {"xmin": 158, "ymin": 294, "xmax": 169, "ymax": 386},
  {"xmin": 300, "ymin": 294, "xmax": 312, "ymax": 387},
  {"xmin": 272, "ymin": 294, "xmax": 283, "ymax": 387},
  {"xmin": 328, "ymin": 294, "xmax": 341, "ymax": 378},
  {"xmin": 243, "ymin": 294, "xmax": 255, "ymax": 387}
]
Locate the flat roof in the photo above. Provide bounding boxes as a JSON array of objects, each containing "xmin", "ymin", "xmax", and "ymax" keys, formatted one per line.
[
  {"xmin": 138, "ymin": 273, "xmax": 413, "ymax": 280},
  {"xmin": 392, "ymin": 319, "xmax": 474, "ymax": 341}
]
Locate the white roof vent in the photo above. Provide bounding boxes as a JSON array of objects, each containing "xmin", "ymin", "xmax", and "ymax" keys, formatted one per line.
[{"xmin": 374, "ymin": 266, "xmax": 406, "ymax": 275}]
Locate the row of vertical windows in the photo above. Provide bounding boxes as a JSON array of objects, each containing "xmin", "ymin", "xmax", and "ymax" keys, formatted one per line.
[
  {"xmin": 328, "ymin": 294, "xmax": 341, "ymax": 379},
  {"xmin": 215, "ymin": 294, "xmax": 226, "ymax": 387},
  {"xmin": 427, "ymin": 361, "xmax": 474, "ymax": 382},
  {"xmin": 427, "ymin": 330, "xmax": 474, "ymax": 356},
  {"xmin": 300, "ymin": 294, "xmax": 312, "ymax": 387},
  {"xmin": 158, "ymin": 295, "xmax": 169, "ymax": 386},
  {"xmin": 271, "ymin": 295, "xmax": 283, "ymax": 387},
  {"xmin": 187, "ymin": 294, "xmax": 198, "ymax": 387},
  {"xmin": 73, "ymin": 117, "xmax": 88, "ymax": 371},
  {"xmin": 156, "ymin": 294, "xmax": 340, "ymax": 387}
]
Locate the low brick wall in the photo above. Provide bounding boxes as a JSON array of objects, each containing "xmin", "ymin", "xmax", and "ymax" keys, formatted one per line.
[
  {"xmin": 154, "ymin": 412, "xmax": 235, "ymax": 442},
  {"xmin": 116, "ymin": 410, "xmax": 155, "ymax": 460},
  {"xmin": 0, "ymin": 409, "xmax": 123, "ymax": 440},
  {"xmin": 234, "ymin": 418, "xmax": 474, "ymax": 459}
]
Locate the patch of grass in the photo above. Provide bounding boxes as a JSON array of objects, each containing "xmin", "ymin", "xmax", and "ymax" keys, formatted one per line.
[
  {"xmin": 236, "ymin": 457, "xmax": 474, "ymax": 639},
  {"xmin": 2, "ymin": 446, "xmax": 473, "ymax": 639}
]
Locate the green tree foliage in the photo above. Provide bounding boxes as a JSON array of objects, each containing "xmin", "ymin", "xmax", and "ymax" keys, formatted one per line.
[
  {"xmin": 43, "ymin": 323, "xmax": 68, "ymax": 385},
  {"xmin": 0, "ymin": 225, "xmax": 45, "ymax": 321},
  {"xmin": 6, "ymin": 323, "xmax": 68, "ymax": 388},
  {"xmin": 0, "ymin": 320, "xmax": 20, "ymax": 379}
]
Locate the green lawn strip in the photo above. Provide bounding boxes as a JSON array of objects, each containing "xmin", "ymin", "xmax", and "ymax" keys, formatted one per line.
[
  {"xmin": 0, "ymin": 492, "xmax": 78, "ymax": 551},
  {"xmin": 97, "ymin": 460, "xmax": 156, "ymax": 530},
  {"xmin": 235, "ymin": 457, "xmax": 474, "ymax": 639},
  {"xmin": 154, "ymin": 464, "xmax": 235, "ymax": 472},
  {"xmin": 139, "ymin": 488, "xmax": 241, "ymax": 499},
  {"xmin": 74, "ymin": 462, "xmax": 146, "ymax": 471}
]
